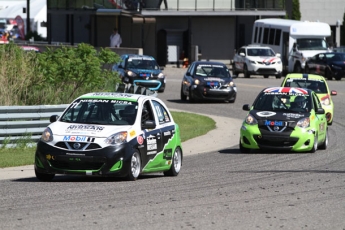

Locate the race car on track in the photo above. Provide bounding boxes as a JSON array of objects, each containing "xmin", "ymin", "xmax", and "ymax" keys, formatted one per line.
[
  {"xmin": 232, "ymin": 45, "xmax": 283, "ymax": 78},
  {"xmin": 180, "ymin": 61, "xmax": 237, "ymax": 103},
  {"xmin": 35, "ymin": 91, "xmax": 183, "ymax": 181},
  {"xmin": 240, "ymin": 87, "xmax": 328, "ymax": 153},
  {"xmin": 281, "ymin": 73, "xmax": 337, "ymax": 125},
  {"xmin": 304, "ymin": 52, "xmax": 345, "ymax": 80},
  {"xmin": 112, "ymin": 54, "xmax": 166, "ymax": 92}
]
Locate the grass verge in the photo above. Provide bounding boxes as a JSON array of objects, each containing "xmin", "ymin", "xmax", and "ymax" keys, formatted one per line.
[{"xmin": 0, "ymin": 111, "xmax": 216, "ymax": 168}]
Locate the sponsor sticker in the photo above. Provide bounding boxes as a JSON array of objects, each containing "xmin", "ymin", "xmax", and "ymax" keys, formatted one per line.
[
  {"xmin": 256, "ymin": 111, "xmax": 276, "ymax": 117},
  {"xmin": 137, "ymin": 136, "xmax": 144, "ymax": 145},
  {"xmin": 265, "ymin": 120, "xmax": 284, "ymax": 126}
]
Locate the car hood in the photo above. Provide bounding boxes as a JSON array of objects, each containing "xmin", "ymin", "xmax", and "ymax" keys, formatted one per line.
[
  {"xmin": 247, "ymin": 56, "xmax": 281, "ymax": 63},
  {"xmin": 250, "ymin": 109, "xmax": 309, "ymax": 122},
  {"xmin": 49, "ymin": 121, "xmax": 132, "ymax": 138},
  {"xmin": 128, "ymin": 68, "xmax": 161, "ymax": 75}
]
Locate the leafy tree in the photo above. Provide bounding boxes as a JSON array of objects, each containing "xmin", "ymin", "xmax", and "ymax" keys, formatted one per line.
[
  {"xmin": 291, "ymin": 0, "xmax": 301, "ymax": 20},
  {"xmin": 341, "ymin": 10, "xmax": 345, "ymax": 46}
]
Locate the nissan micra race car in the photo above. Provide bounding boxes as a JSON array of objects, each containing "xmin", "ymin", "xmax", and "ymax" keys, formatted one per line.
[
  {"xmin": 281, "ymin": 73, "xmax": 337, "ymax": 125},
  {"xmin": 232, "ymin": 45, "xmax": 283, "ymax": 78},
  {"xmin": 35, "ymin": 92, "xmax": 183, "ymax": 181},
  {"xmin": 240, "ymin": 87, "xmax": 328, "ymax": 153}
]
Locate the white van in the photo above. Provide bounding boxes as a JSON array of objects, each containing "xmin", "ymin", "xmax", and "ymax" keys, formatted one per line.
[{"xmin": 251, "ymin": 18, "xmax": 331, "ymax": 74}]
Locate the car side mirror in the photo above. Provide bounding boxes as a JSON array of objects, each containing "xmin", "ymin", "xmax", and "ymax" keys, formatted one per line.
[
  {"xmin": 293, "ymin": 43, "xmax": 298, "ymax": 52},
  {"xmin": 50, "ymin": 115, "xmax": 59, "ymax": 123},
  {"xmin": 242, "ymin": 104, "xmax": 250, "ymax": 111},
  {"xmin": 118, "ymin": 64, "xmax": 123, "ymax": 69},
  {"xmin": 331, "ymin": 90, "xmax": 337, "ymax": 96},
  {"xmin": 142, "ymin": 120, "xmax": 156, "ymax": 129},
  {"xmin": 316, "ymin": 108, "xmax": 325, "ymax": 114},
  {"xmin": 186, "ymin": 72, "xmax": 191, "ymax": 76},
  {"xmin": 240, "ymin": 52, "xmax": 245, "ymax": 57},
  {"xmin": 160, "ymin": 66, "xmax": 164, "ymax": 70}
]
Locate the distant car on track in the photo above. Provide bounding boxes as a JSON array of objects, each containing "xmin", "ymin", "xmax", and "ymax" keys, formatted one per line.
[
  {"xmin": 35, "ymin": 91, "xmax": 183, "ymax": 181},
  {"xmin": 112, "ymin": 54, "xmax": 166, "ymax": 92},
  {"xmin": 240, "ymin": 86, "xmax": 328, "ymax": 153},
  {"xmin": 232, "ymin": 45, "xmax": 283, "ymax": 78},
  {"xmin": 305, "ymin": 52, "xmax": 345, "ymax": 80},
  {"xmin": 180, "ymin": 61, "xmax": 237, "ymax": 103},
  {"xmin": 281, "ymin": 73, "xmax": 337, "ymax": 125}
]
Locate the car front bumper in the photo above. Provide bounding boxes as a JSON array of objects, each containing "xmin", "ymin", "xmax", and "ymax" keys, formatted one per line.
[
  {"xmin": 35, "ymin": 141, "xmax": 133, "ymax": 177},
  {"xmin": 190, "ymin": 85, "xmax": 237, "ymax": 101},
  {"xmin": 240, "ymin": 123, "xmax": 316, "ymax": 152},
  {"xmin": 247, "ymin": 63, "xmax": 282, "ymax": 75}
]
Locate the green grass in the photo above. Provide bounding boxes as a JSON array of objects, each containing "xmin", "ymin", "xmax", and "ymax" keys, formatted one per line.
[{"xmin": 0, "ymin": 111, "xmax": 215, "ymax": 168}]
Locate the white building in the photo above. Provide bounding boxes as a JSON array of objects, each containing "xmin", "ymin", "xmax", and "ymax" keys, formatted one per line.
[{"xmin": 0, "ymin": 0, "xmax": 47, "ymax": 38}]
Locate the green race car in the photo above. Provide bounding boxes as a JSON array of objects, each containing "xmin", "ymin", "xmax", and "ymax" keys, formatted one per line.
[
  {"xmin": 281, "ymin": 73, "xmax": 337, "ymax": 125},
  {"xmin": 240, "ymin": 87, "xmax": 328, "ymax": 153}
]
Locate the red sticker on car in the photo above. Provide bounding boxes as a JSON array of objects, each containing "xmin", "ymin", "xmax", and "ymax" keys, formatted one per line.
[{"xmin": 137, "ymin": 135, "xmax": 144, "ymax": 145}]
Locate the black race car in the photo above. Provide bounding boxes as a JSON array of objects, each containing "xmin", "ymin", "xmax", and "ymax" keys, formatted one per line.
[
  {"xmin": 305, "ymin": 52, "xmax": 345, "ymax": 80},
  {"xmin": 180, "ymin": 61, "xmax": 237, "ymax": 103},
  {"xmin": 112, "ymin": 54, "xmax": 166, "ymax": 92}
]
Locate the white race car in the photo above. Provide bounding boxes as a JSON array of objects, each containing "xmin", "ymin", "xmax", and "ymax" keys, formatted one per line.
[
  {"xmin": 34, "ymin": 89, "xmax": 183, "ymax": 181},
  {"xmin": 232, "ymin": 45, "xmax": 283, "ymax": 79}
]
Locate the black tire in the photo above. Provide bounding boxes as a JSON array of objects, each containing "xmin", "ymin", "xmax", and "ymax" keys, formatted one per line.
[
  {"xmin": 325, "ymin": 69, "xmax": 333, "ymax": 80},
  {"xmin": 126, "ymin": 150, "xmax": 141, "ymax": 181},
  {"xmin": 319, "ymin": 129, "xmax": 328, "ymax": 150},
  {"xmin": 164, "ymin": 147, "xmax": 182, "ymax": 176},
  {"xmin": 293, "ymin": 63, "xmax": 302, "ymax": 73},
  {"xmin": 180, "ymin": 86, "xmax": 187, "ymax": 101},
  {"xmin": 189, "ymin": 88, "xmax": 195, "ymax": 103},
  {"xmin": 263, "ymin": 75, "xmax": 269, "ymax": 78},
  {"xmin": 35, "ymin": 169, "xmax": 55, "ymax": 182},
  {"xmin": 275, "ymin": 74, "xmax": 282, "ymax": 79},
  {"xmin": 158, "ymin": 88, "xmax": 165, "ymax": 93},
  {"xmin": 309, "ymin": 135, "xmax": 318, "ymax": 153},
  {"xmin": 243, "ymin": 65, "xmax": 250, "ymax": 78},
  {"xmin": 239, "ymin": 139, "xmax": 250, "ymax": 153},
  {"xmin": 305, "ymin": 65, "xmax": 310, "ymax": 74}
]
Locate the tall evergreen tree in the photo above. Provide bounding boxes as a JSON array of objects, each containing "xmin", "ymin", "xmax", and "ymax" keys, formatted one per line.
[{"xmin": 291, "ymin": 0, "xmax": 301, "ymax": 20}]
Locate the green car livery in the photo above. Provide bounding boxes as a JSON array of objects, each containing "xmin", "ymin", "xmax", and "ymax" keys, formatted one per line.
[{"xmin": 240, "ymin": 87, "xmax": 328, "ymax": 153}]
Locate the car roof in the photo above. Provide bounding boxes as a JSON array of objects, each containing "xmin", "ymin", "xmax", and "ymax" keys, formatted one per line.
[
  {"xmin": 191, "ymin": 61, "xmax": 227, "ymax": 66},
  {"xmin": 285, "ymin": 73, "xmax": 326, "ymax": 81},
  {"xmin": 76, "ymin": 92, "xmax": 155, "ymax": 102},
  {"xmin": 263, "ymin": 86, "xmax": 311, "ymax": 95},
  {"xmin": 123, "ymin": 54, "xmax": 155, "ymax": 59}
]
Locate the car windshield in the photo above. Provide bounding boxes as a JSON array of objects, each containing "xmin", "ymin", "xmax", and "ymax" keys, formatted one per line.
[
  {"xmin": 59, "ymin": 99, "xmax": 138, "ymax": 125},
  {"xmin": 247, "ymin": 48, "xmax": 275, "ymax": 56},
  {"xmin": 324, "ymin": 53, "xmax": 345, "ymax": 61},
  {"xmin": 194, "ymin": 64, "xmax": 230, "ymax": 78},
  {"xmin": 126, "ymin": 57, "xmax": 159, "ymax": 70},
  {"xmin": 296, "ymin": 38, "xmax": 328, "ymax": 50},
  {"xmin": 254, "ymin": 91, "xmax": 312, "ymax": 113},
  {"xmin": 283, "ymin": 79, "xmax": 328, "ymax": 94}
]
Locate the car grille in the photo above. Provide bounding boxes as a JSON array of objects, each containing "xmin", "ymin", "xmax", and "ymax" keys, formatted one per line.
[
  {"xmin": 256, "ymin": 68, "xmax": 277, "ymax": 73},
  {"xmin": 257, "ymin": 61, "xmax": 277, "ymax": 65},
  {"xmin": 50, "ymin": 161, "xmax": 104, "ymax": 171},
  {"xmin": 254, "ymin": 135, "xmax": 299, "ymax": 147},
  {"xmin": 55, "ymin": 142, "xmax": 102, "ymax": 150}
]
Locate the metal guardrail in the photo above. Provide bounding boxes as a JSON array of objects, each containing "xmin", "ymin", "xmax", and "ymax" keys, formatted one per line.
[
  {"xmin": 0, "ymin": 104, "xmax": 69, "ymax": 147},
  {"xmin": 0, "ymin": 82, "xmax": 161, "ymax": 147}
]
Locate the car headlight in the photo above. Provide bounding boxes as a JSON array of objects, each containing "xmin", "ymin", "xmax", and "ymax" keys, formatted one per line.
[
  {"xmin": 194, "ymin": 79, "xmax": 200, "ymax": 85},
  {"xmin": 158, "ymin": 73, "xmax": 165, "ymax": 78},
  {"xmin": 41, "ymin": 127, "xmax": 53, "ymax": 142},
  {"xmin": 245, "ymin": 114, "xmax": 258, "ymax": 125},
  {"xmin": 332, "ymin": 65, "xmax": 341, "ymax": 70},
  {"xmin": 105, "ymin": 131, "xmax": 128, "ymax": 145},
  {"xmin": 250, "ymin": 60, "xmax": 256, "ymax": 64},
  {"xmin": 127, "ymin": 71, "xmax": 137, "ymax": 77},
  {"xmin": 296, "ymin": 117, "xmax": 310, "ymax": 128}
]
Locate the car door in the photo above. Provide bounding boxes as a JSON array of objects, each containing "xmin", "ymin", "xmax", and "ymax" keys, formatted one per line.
[
  {"xmin": 139, "ymin": 100, "xmax": 163, "ymax": 166},
  {"xmin": 112, "ymin": 55, "xmax": 126, "ymax": 78},
  {"xmin": 312, "ymin": 92, "xmax": 326, "ymax": 141},
  {"xmin": 234, "ymin": 48, "xmax": 245, "ymax": 71}
]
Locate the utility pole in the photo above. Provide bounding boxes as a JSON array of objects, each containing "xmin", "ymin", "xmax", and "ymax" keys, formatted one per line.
[{"xmin": 26, "ymin": 0, "xmax": 30, "ymax": 34}]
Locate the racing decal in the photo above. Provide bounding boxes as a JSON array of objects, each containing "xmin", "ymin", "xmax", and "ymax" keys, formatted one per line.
[
  {"xmin": 264, "ymin": 87, "xmax": 308, "ymax": 95},
  {"xmin": 137, "ymin": 135, "xmax": 144, "ymax": 145},
  {"xmin": 147, "ymin": 135, "xmax": 157, "ymax": 151},
  {"xmin": 256, "ymin": 111, "xmax": 276, "ymax": 117},
  {"xmin": 163, "ymin": 131, "xmax": 171, "ymax": 136},
  {"xmin": 319, "ymin": 122, "xmax": 326, "ymax": 132},
  {"xmin": 66, "ymin": 125, "xmax": 105, "ymax": 132},
  {"xmin": 261, "ymin": 58, "xmax": 276, "ymax": 63},
  {"xmin": 129, "ymin": 130, "xmax": 136, "ymax": 137},
  {"xmin": 265, "ymin": 120, "xmax": 284, "ymax": 126},
  {"xmin": 63, "ymin": 136, "xmax": 95, "ymax": 142},
  {"xmin": 79, "ymin": 99, "xmax": 133, "ymax": 104},
  {"xmin": 283, "ymin": 113, "xmax": 304, "ymax": 118},
  {"xmin": 90, "ymin": 92, "xmax": 133, "ymax": 98}
]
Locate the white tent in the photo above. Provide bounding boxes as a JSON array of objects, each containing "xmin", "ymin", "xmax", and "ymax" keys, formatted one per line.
[{"xmin": 0, "ymin": 0, "xmax": 46, "ymax": 38}]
